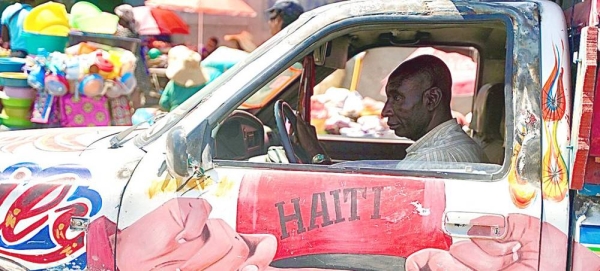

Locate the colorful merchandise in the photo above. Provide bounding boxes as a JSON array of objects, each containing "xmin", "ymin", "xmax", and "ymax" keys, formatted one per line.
[
  {"xmin": 22, "ymin": 42, "xmax": 138, "ymax": 128},
  {"xmin": 30, "ymin": 91, "xmax": 59, "ymax": 125},
  {"xmin": 59, "ymin": 93, "xmax": 110, "ymax": 127},
  {"xmin": 108, "ymin": 96, "xmax": 132, "ymax": 126}
]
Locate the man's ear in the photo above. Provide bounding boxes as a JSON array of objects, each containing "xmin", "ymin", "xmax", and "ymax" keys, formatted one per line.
[{"xmin": 423, "ymin": 87, "xmax": 442, "ymax": 111}]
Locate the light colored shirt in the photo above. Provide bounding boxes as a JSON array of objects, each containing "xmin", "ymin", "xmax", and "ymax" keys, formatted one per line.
[
  {"xmin": 1, "ymin": 3, "xmax": 32, "ymax": 51},
  {"xmin": 397, "ymin": 119, "xmax": 488, "ymax": 169}
]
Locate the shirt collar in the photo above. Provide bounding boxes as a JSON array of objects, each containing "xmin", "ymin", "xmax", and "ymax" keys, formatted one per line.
[{"xmin": 406, "ymin": 119, "xmax": 459, "ymax": 153}]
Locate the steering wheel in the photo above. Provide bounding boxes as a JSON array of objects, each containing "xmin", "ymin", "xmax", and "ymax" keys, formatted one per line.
[{"xmin": 274, "ymin": 100, "xmax": 309, "ymax": 163}]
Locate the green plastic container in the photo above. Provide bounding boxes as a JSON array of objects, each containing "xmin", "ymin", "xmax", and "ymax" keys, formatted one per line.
[
  {"xmin": 1, "ymin": 97, "xmax": 33, "ymax": 108},
  {"xmin": 0, "ymin": 112, "xmax": 32, "ymax": 128},
  {"xmin": 3, "ymin": 106, "xmax": 31, "ymax": 119},
  {"xmin": 22, "ymin": 32, "xmax": 68, "ymax": 54}
]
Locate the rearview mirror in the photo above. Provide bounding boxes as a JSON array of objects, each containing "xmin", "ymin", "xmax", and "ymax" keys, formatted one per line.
[{"xmin": 165, "ymin": 126, "xmax": 190, "ymax": 178}]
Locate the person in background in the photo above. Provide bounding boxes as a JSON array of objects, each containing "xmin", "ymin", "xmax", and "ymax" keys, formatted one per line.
[
  {"xmin": 1, "ymin": 0, "xmax": 34, "ymax": 57},
  {"xmin": 266, "ymin": 0, "xmax": 305, "ymax": 36},
  {"xmin": 224, "ymin": 0, "xmax": 304, "ymax": 53},
  {"xmin": 201, "ymin": 36, "xmax": 218, "ymax": 59},
  {"xmin": 159, "ymin": 46, "xmax": 222, "ymax": 112},
  {"xmin": 114, "ymin": 4, "xmax": 152, "ymax": 109}
]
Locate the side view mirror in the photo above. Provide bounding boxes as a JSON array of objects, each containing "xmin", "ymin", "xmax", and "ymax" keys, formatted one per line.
[
  {"xmin": 165, "ymin": 126, "xmax": 190, "ymax": 178},
  {"xmin": 165, "ymin": 120, "xmax": 214, "ymax": 179}
]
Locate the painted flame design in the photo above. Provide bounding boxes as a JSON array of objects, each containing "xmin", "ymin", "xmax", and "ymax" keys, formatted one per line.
[
  {"xmin": 542, "ymin": 42, "xmax": 567, "ymax": 122},
  {"xmin": 542, "ymin": 122, "xmax": 568, "ymax": 202}
]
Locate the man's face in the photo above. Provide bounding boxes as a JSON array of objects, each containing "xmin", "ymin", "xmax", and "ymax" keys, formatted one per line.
[
  {"xmin": 382, "ymin": 76, "xmax": 432, "ymax": 140},
  {"xmin": 268, "ymin": 15, "xmax": 283, "ymax": 36}
]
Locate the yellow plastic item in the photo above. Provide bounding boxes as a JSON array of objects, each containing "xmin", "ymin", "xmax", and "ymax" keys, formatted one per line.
[
  {"xmin": 0, "ymin": 72, "xmax": 27, "ymax": 80},
  {"xmin": 107, "ymin": 54, "xmax": 123, "ymax": 80},
  {"xmin": 23, "ymin": 2, "xmax": 69, "ymax": 33},
  {"xmin": 74, "ymin": 13, "xmax": 119, "ymax": 34},
  {"xmin": 70, "ymin": 1, "xmax": 102, "ymax": 28},
  {"xmin": 108, "ymin": 51, "xmax": 123, "ymax": 68},
  {"xmin": 38, "ymin": 25, "xmax": 70, "ymax": 37}
]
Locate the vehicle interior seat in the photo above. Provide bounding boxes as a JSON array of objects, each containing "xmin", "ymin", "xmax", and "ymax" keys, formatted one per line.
[{"xmin": 469, "ymin": 83, "xmax": 506, "ymax": 165}]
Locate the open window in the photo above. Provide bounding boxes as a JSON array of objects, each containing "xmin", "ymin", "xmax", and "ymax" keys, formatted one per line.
[{"xmin": 213, "ymin": 18, "xmax": 510, "ymax": 178}]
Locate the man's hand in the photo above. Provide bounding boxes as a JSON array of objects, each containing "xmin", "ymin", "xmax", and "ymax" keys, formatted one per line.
[{"xmin": 292, "ymin": 118, "xmax": 330, "ymax": 164}]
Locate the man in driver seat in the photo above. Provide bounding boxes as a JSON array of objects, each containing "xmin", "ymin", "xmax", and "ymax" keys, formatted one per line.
[{"xmin": 382, "ymin": 55, "xmax": 489, "ymax": 169}]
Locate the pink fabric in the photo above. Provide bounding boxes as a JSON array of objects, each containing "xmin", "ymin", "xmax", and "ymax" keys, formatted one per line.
[
  {"xmin": 145, "ymin": 0, "xmax": 257, "ymax": 17},
  {"xmin": 59, "ymin": 94, "xmax": 110, "ymax": 127},
  {"xmin": 133, "ymin": 6, "xmax": 190, "ymax": 35}
]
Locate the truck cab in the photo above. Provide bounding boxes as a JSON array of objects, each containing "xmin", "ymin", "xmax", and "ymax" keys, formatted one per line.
[{"xmin": 1, "ymin": 0, "xmax": 600, "ymax": 270}]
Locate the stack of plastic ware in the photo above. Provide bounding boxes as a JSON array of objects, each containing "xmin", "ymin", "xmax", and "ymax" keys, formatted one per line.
[
  {"xmin": 0, "ymin": 70, "xmax": 35, "ymax": 129},
  {"xmin": 22, "ymin": 2, "xmax": 70, "ymax": 54}
]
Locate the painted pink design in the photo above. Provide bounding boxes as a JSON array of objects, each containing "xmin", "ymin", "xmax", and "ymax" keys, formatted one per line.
[{"xmin": 405, "ymin": 214, "xmax": 600, "ymax": 271}]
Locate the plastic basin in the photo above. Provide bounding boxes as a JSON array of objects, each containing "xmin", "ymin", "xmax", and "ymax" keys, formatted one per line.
[
  {"xmin": 1, "ymin": 87, "xmax": 36, "ymax": 99},
  {"xmin": 74, "ymin": 13, "xmax": 119, "ymax": 34},
  {"xmin": 70, "ymin": 1, "xmax": 102, "ymax": 29},
  {"xmin": 1, "ymin": 96, "xmax": 33, "ymax": 108},
  {"xmin": 22, "ymin": 32, "xmax": 68, "ymax": 54},
  {"xmin": 0, "ymin": 72, "xmax": 29, "ymax": 87},
  {"xmin": 23, "ymin": 2, "xmax": 69, "ymax": 33},
  {"xmin": 2, "ymin": 106, "xmax": 31, "ymax": 119},
  {"xmin": 0, "ymin": 58, "xmax": 25, "ymax": 72},
  {"xmin": 0, "ymin": 113, "xmax": 32, "ymax": 128},
  {"xmin": 38, "ymin": 25, "xmax": 71, "ymax": 37}
]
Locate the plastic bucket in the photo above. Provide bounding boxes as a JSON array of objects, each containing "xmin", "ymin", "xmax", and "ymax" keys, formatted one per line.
[
  {"xmin": 22, "ymin": 32, "xmax": 69, "ymax": 54},
  {"xmin": 1, "ymin": 97, "xmax": 33, "ymax": 108},
  {"xmin": 0, "ymin": 72, "xmax": 29, "ymax": 87},
  {"xmin": 2, "ymin": 87, "xmax": 36, "ymax": 99},
  {"xmin": 3, "ymin": 106, "xmax": 31, "ymax": 119},
  {"xmin": 0, "ymin": 58, "xmax": 26, "ymax": 73},
  {"xmin": 0, "ymin": 113, "xmax": 32, "ymax": 128}
]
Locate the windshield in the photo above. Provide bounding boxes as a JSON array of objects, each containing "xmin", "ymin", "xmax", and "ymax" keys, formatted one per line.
[
  {"xmin": 239, "ymin": 63, "xmax": 303, "ymax": 109},
  {"xmin": 134, "ymin": 14, "xmax": 313, "ymax": 147}
]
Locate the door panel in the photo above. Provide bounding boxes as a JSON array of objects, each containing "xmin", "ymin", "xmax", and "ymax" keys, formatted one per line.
[
  {"xmin": 236, "ymin": 170, "xmax": 450, "ymax": 262},
  {"xmin": 319, "ymin": 135, "xmax": 411, "ymax": 161}
]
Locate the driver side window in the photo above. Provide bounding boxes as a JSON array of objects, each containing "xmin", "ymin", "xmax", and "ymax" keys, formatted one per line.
[{"xmin": 213, "ymin": 22, "xmax": 510, "ymax": 178}]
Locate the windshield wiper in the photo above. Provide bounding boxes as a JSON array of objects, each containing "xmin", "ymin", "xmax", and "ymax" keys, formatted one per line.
[{"xmin": 109, "ymin": 112, "xmax": 167, "ymax": 149}]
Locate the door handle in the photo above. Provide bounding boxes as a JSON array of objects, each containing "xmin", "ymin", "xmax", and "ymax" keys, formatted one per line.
[{"xmin": 443, "ymin": 212, "xmax": 507, "ymax": 239}]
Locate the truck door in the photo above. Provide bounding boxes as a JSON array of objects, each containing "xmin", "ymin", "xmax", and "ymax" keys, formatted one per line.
[{"xmin": 114, "ymin": 1, "xmax": 552, "ymax": 270}]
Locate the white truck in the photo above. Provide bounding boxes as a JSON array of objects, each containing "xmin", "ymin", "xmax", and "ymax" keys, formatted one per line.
[{"xmin": 1, "ymin": 0, "xmax": 600, "ymax": 270}]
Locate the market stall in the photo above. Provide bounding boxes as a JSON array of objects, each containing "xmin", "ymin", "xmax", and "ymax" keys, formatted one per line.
[{"xmin": 0, "ymin": 1, "xmax": 142, "ymax": 130}]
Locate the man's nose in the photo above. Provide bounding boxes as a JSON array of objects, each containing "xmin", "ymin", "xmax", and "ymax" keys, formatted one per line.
[{"xmin": 382, "ymin": 100, "xmax": 393, "ymax": 118}]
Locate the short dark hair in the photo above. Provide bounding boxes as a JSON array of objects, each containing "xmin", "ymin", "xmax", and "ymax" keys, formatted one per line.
[
  {"xmin": 208, "ymin": 36, "xmax": 218, "ymax": 44},
  {"xmin": 388, "ymin": 55, "xmax": 452, "ymax": 100}
]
